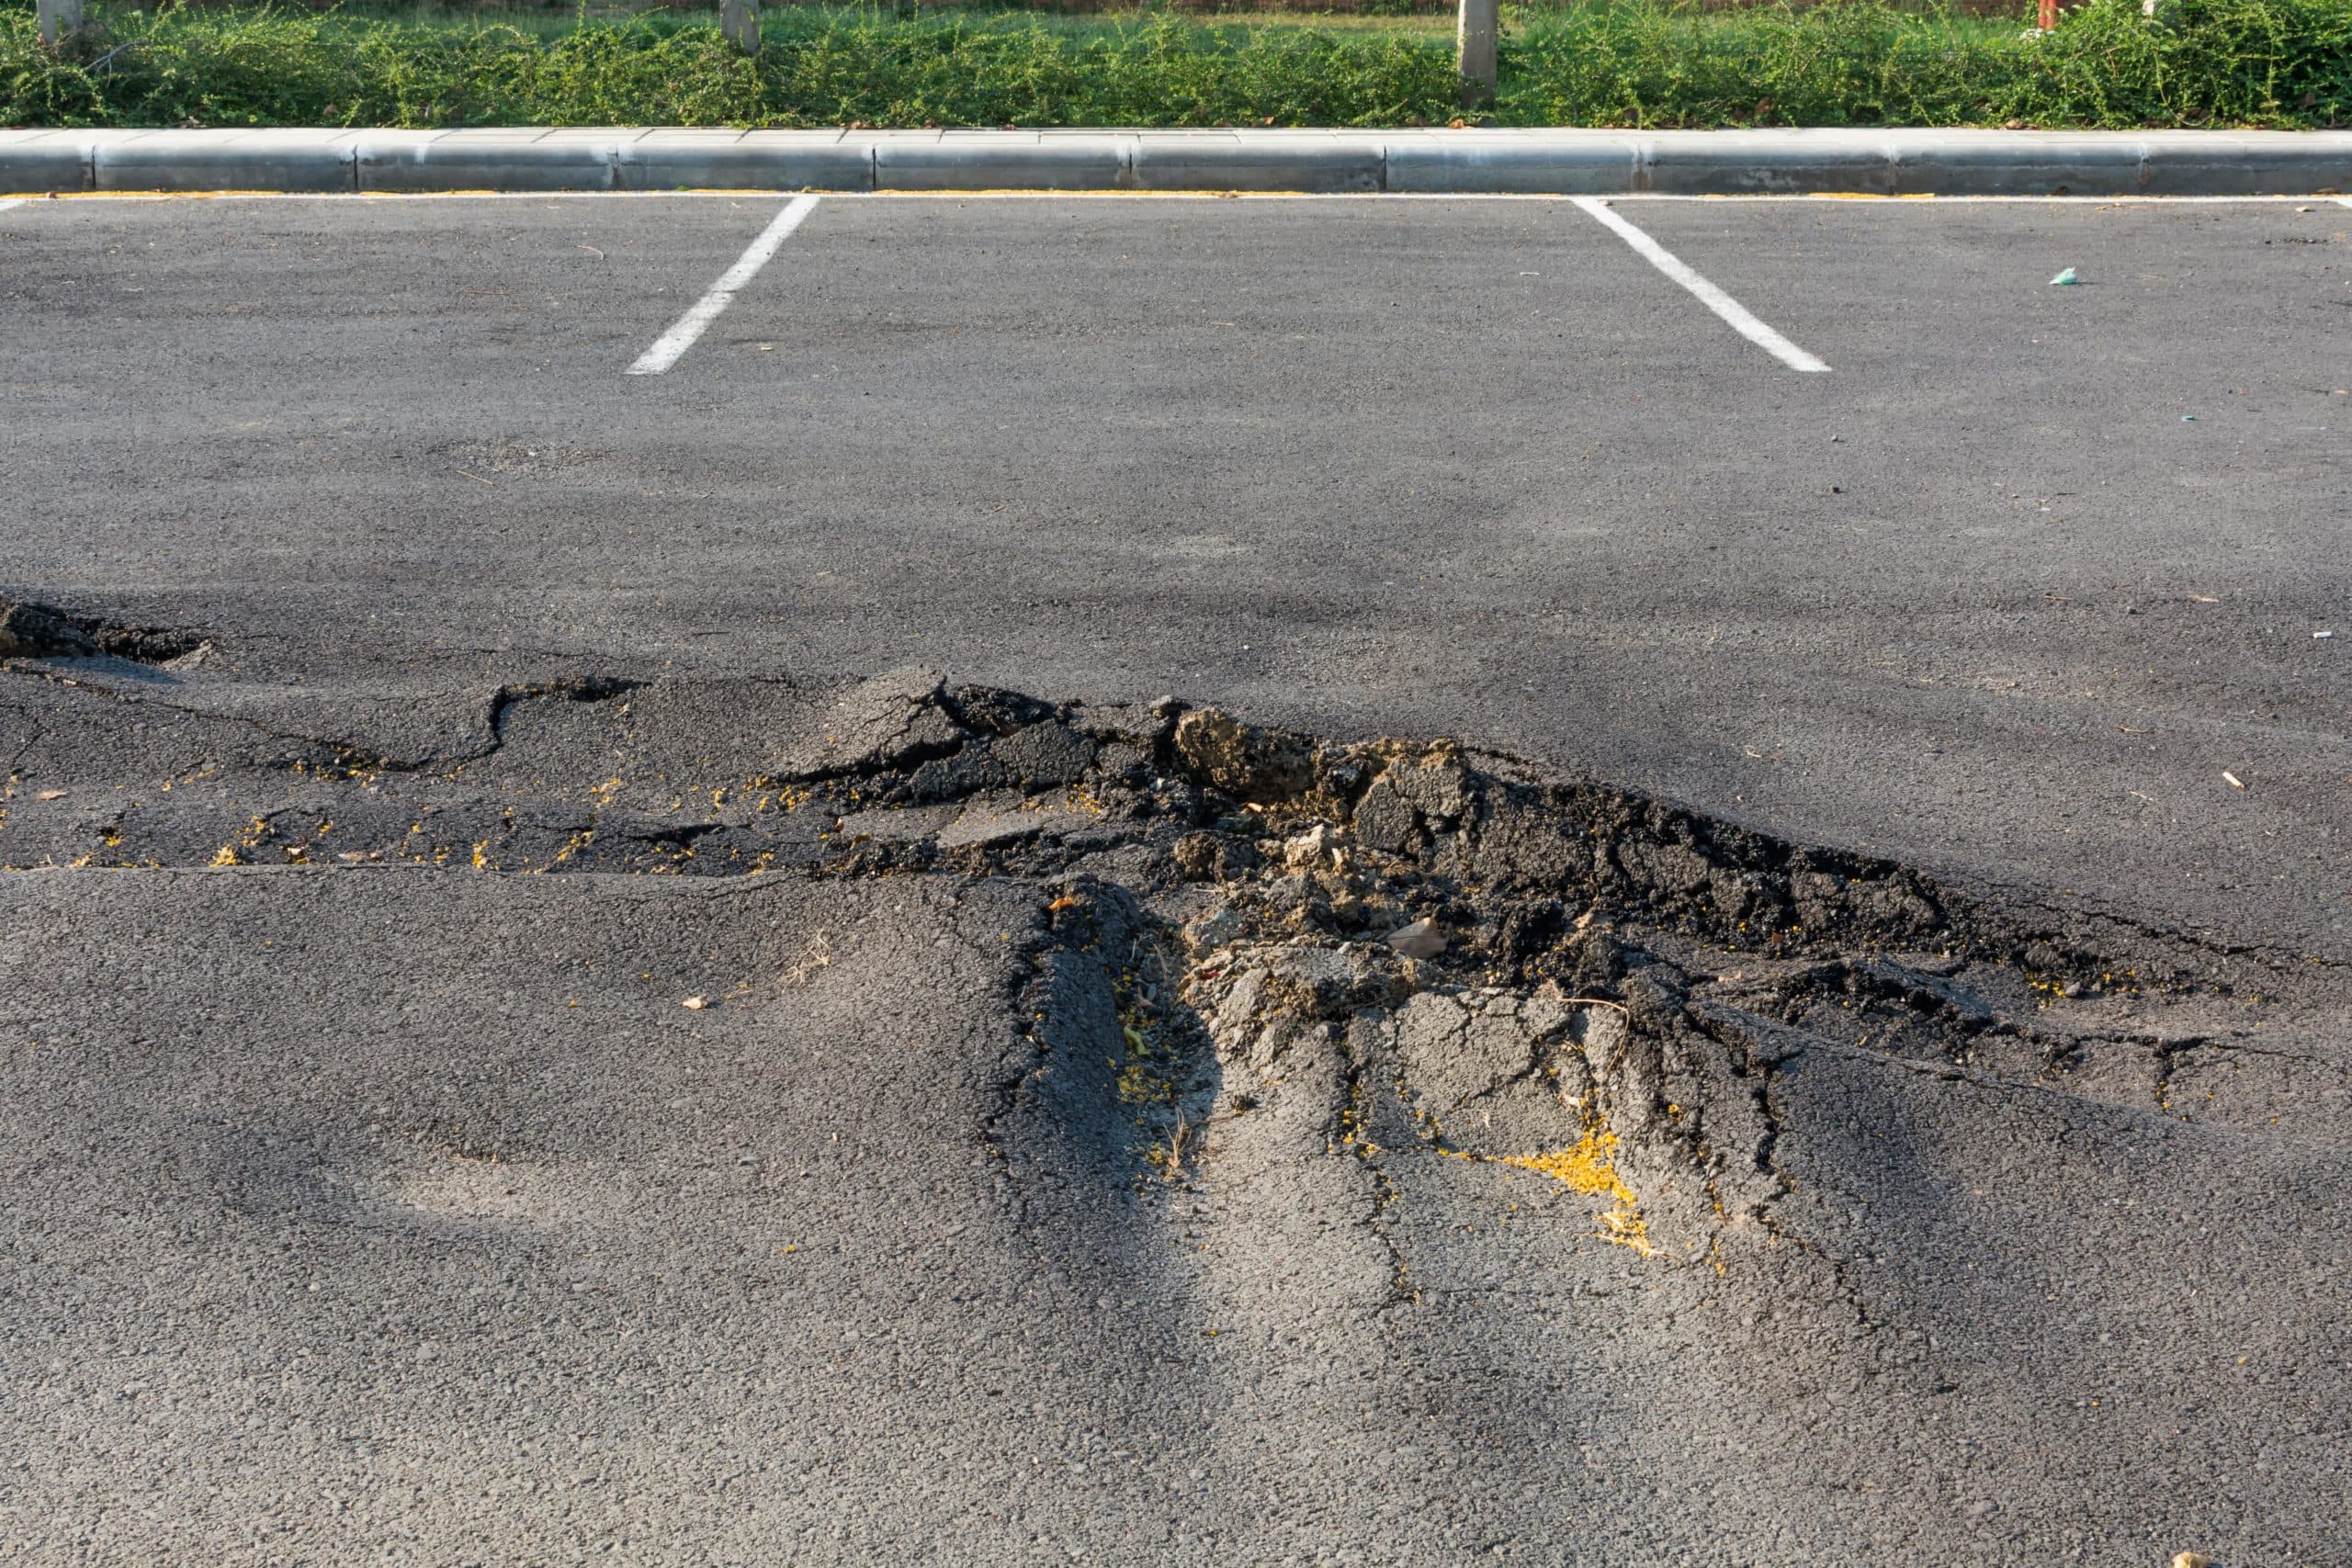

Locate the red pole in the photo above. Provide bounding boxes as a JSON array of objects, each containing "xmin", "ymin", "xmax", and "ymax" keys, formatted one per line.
[{"xmin": 2039, "ymin": 0, "xmax": 2057, "ymax": 28}]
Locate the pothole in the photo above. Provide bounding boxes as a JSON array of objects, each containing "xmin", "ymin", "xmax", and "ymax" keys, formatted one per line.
[
  {"xmin": 6, "ymin": 660, "xmax": 2343, "ymax": 1285},
  {"xmin": 0, "ymin": 598, "xmax": 214, "ymax": 665}
]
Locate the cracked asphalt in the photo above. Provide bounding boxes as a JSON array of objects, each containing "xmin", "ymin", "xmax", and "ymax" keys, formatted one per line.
[
  {"xmin": 3, "ymin": 194, "xmax": 2349, "ymax": 1565},
  {"xmin": 5, "ymin": 193, "xmax": 2349, "ymax": 951}
]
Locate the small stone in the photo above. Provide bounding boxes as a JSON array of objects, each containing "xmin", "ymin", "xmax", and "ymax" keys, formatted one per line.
[
  {"xmin": 2171, "ymin": 1555, "xmax": 2211, "ymax": 1568},
  {"xmin": 1282, "ymin": 824, "xmax": 1331, "ymax": 869},
  {"xmin": 1182, "ymin": 906, "xmax": 1247, "ymax": 953},
  {"xmin": 1385, "ymin": 919, "xmax": 1445, "ymax": 960},
  {"xmin": 682, "ymin": 995, "xmax": 710, "ymax": 1010}
]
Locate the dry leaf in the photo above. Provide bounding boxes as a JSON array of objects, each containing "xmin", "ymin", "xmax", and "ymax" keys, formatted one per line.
[{"xmin": 682, "ymin": 995, "xmax": 710, "ymax": 1010}]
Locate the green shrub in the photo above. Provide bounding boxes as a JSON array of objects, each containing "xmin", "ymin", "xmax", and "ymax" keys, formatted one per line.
[
  {"xmin": 3, "ymin": 0, "xmax": 2346, "ymax": 130},
  {"xmin": 1498, "ymin": 0, "xmax": 2352, "ymax": 127}
]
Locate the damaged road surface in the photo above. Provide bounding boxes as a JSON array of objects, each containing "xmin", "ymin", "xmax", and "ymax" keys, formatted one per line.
[{"xmin": 4, "ymin": 631, "xmax": 2347, "ymax": 1565}]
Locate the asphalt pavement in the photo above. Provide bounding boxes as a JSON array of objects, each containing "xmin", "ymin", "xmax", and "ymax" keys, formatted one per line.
[
  {"xmin": 5, "ymin": 192, "xmax": 2346, "ymax": 952},
  {"xmin": 3, "ymin": 193, "xmax": 2348, "ymax": 1564}
]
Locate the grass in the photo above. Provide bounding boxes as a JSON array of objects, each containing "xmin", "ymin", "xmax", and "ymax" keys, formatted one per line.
[
  {"xmin": 3, "ymin": 0, "xmax": 2347, "ymax": 130},
  {"xmin": 1508, "ymin": 0, "xmax": 2352, "ymax": 125}
]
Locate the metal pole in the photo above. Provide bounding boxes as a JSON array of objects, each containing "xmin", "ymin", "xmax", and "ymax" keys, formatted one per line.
[
  {"xmin": 37, "ymin": 0, "xmax": 86, "ymax": 47},
  {"xmin": 1457, "ymin": 0, "xmax": 1498, "ymax": 107},
  {"xmin": 721, "ymin": 0, "xmax": 761, "ymax": 54}
]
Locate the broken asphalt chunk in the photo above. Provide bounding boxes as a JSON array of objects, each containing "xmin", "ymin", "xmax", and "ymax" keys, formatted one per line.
[
  {"xmin": 1386, "ymin": 918, "xmax": 1446, "ymax": 960},
  {"xmin": 0, "ymin": 602, "xmax": 99, "ymax": 660}
]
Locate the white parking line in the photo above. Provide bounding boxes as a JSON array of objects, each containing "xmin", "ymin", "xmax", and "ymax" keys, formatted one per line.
[
  {"xmin": 0, "ymin": 199, "xmax": 26, "ymax": 214},
  {"xmin": 627, "ymin": 194, "xmax": 819, "ymax": 376},
  {"xmin": 1570, "ymin": 196, "xmax": 1829, "ymax": 374}
]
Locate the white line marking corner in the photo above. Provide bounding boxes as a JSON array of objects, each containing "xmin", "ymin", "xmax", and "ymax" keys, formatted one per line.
[
  {"xmin": 1570, "ymin": 196, "xmax": 1829, "ymax": 374},
  {"xmin": 628, "ymin": 193, "xmax": 820, "ymax": 377}
]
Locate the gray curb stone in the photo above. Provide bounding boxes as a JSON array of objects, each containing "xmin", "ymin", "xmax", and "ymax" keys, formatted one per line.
[
  {"xmin": 874, "ymin": 130, "xmax": 1125, "ymax": 191},
  {"xmin": 5, "ymin": 127, "xmax": 2350, "ymax": 197},
  {"xmin": 1131, "ymin": 131, "xmax": 1385, "ymax": 193},
  {"xmin": 1382, "ymin": 130, "xmax": 1639, "ymax": 196},
  {"xmin": 3, "ymin": 129, "xmax": 105, "ymax": 193},
  {"xmin": 1888, "ymin": 130, "xmax": 2145, "ymax": 196},
  {"xmin": 1644, "ymin": 130, "xmax": 1896, "ymax": 196},
  {"xmin": 92, "ymin": 129, "xmax": 360, "ymax": 194},
  {"xmin": 355, "ymin": 129, "xmax": 622, "ymax": 192},
  {"xmin": 614, "ymin": 129, "xmax": 870, "ymax": 192}
]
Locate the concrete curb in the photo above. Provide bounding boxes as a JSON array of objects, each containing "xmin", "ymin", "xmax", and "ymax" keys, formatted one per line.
[{"xmin": 5, "ymin": 127, "xmax": 2351, "ymax": 197}]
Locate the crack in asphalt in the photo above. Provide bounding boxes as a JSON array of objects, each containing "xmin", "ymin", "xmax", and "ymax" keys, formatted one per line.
[{"xmin": 6, "ymin": 624, "xmax": 2348, "ymax": 1314}]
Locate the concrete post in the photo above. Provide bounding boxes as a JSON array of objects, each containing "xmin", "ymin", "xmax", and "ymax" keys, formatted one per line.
[
  {"xmin": 1457, "ymin": 0, "xmax": 1498, "ymax": 107},
  {"xmin": 37, "ymin": 0, "xmax": 86, "ymax": 47},
  {"xmin": 721, "ymin": 0, "xmax": 760, "ymax": 54}
]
